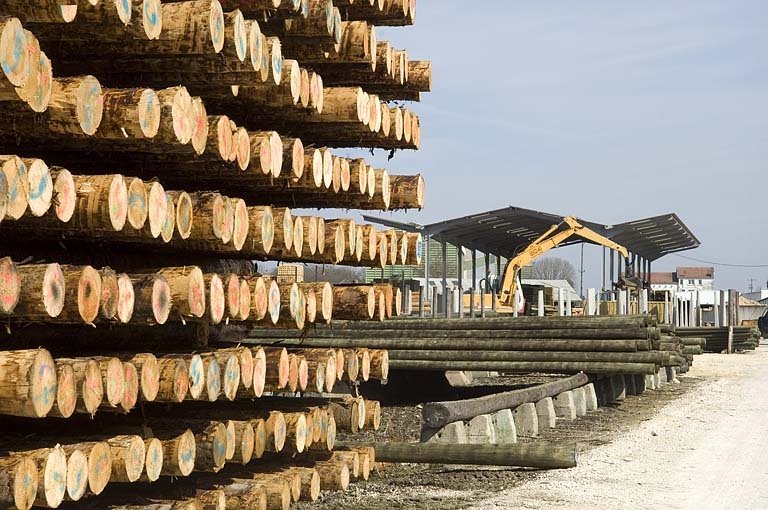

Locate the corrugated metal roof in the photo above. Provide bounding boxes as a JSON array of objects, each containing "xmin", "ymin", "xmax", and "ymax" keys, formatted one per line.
[{"xmin": 418, "ymin": 207, "xmax": 699, "ymax": 262}]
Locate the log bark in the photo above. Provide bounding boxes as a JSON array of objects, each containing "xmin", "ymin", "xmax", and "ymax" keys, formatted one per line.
[
  {"xmin": 213, "ymin": 351, "xmax": 240, "ymax": 401},
  {"xmin": 106, "ymin": 435, "xmax": 146, "ymax": 483},
  {"xmin": 153, "ymin": 266, "xmax": 206, "ymax": 319},
  {"xmin": 0, "ymin": 456, "xmax": 37, "ymax": 510},
  {"xmin": 389, "ymin": 360, "xmax": 658, "ymax": 375},
  {"xmin": 94, "ymin": 88, "xmax": 161, "ymax": 140},
  {"xmin": 331, "ymin": 285, "xmax": 375, "ymax": 320},
  {"xmin": 0, "ymin": 349, "xmax": 57, "ymax": 418},
  {"xmin": 57, "ymin": 264, "xmax": 102, "ymax": 324},
  {"xmin": 336, "ymin": 442, "xmax": 578, "ymax": 469},
  {"xmin": 388, "ymin": 350, "xmax": 664, "ymax": 365},
  {"xmin": 156, "ymin": 429, "xmax": 196, "ymax": 477},
  {"xmin": 200, "ymin": 354, "xmax": 222, "ymax": 402},
  {"xmin": 93, "ymin": 356, "xmax": 125, "ymax": 408},
  {"xmin": 229, "ymin": 420, "xmax": 255, "ymax": 465},
  {"xmin": 312, "ymin": 460, "xmax": 349, "ymax": 491},
  {"xmin": 155, "ymin": 357, "xmax": 190, "ymax": 403},
  {"xmin": 60, "ymin": 441, "xmax": 111, "ymax": 497},
  {"xmin": 49, "ymin": 362, "xmax": 76, "ymax": 419},
  {"xmin": 53, "ymin": 357, "xmax": 103, "ymax": 416},
  {"xmin": 9, "ymin": 447, "xmax": 66, "ymax": 508},
  {"xmin": 244, "ymin": 335, "xmax": 651, "ymax": 354},
  {"xmin": 14, "ymin": 263, "xmax": 65, "ymax": 320},
  {"xmin": 378, "ymin": 315, "xmax": 658, "ymax": 329},
  {"xmin": 129, "ymin": 274, "xmax": 171, "ymax": 325}
]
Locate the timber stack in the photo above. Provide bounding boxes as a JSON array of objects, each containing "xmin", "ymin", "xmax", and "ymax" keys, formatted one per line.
[
  {"xmin": 242, "ymin": 314, "xmax": 689, "ymax": 376},
  {"xmin": 0, "ymin": 1, "xmax": 428, "ymax": 508},
  {"xmin": 675, "ymin": 326, "xmax": 760, "ymax": 353}
]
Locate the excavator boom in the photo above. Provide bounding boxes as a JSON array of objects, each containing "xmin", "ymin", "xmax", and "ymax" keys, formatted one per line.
[{"xmin": 498, "ymin": 217, "xmax": 629, "ymax": 308}]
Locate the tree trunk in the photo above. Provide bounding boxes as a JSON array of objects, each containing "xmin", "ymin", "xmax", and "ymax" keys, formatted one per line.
[
  {"xmin": 389, "ymin": 360, "xmax": 658, "ymax": 375},
  {"xmin": 154, "ymin": 357, "xmax": 190, "ymax": 403},
  {"xmin": 9, "ymin": 447, "xmax": 66, "ymax": 508},
  {"xmin": 129, "ymin": 274, "xmax": 171, "ymax": 325},
  {"xmin": 0, "ymin": 348, "xmax": 57, "ymax": 418},
  {"xmin": 13, "ymin": 263, "xmax": 65, "ymax": 320},
  {"xmin": 331, "ymin": 286, "xmax": 374, "ymax": 320},
  {"xmin": 0, "ymin": 456, "xmax": 37, "ymax": 510},
  {"xmin": 155, "ymin": 429, "xmax": 196, "ymax": 477},
  {"xmin": 335, "ymin": 442, "xmax": 578, "ymax": 470},
  {"xmin": 106, "ymin": 435, "xmax": 146, "ymax": 483}
]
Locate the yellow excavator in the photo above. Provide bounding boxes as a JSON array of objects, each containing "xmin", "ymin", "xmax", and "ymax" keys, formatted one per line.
[{"xmin": 498, "ymin": 216, "xmax": 631, "ymax": 312}]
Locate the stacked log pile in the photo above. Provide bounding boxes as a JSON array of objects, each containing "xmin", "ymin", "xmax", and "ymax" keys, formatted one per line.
[
  {"xmin": 675, "ymin": 326, "xmax": 760, "ymax": 353},
  {"xmin": 243, "ymin": 315, "xmax": 687, "ymax": 376},
  {"xmin": 0, "ymin": 1, "xmax": 428, "ymax": 508}
]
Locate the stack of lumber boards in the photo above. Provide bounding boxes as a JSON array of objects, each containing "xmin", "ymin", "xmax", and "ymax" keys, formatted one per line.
[
  {"xmin": 0, "ymin": 1, "xmax": 428, "ymax": 508},
  {"xmin": 242, "ymin": 315, "xmax": 688, "ymax": 376}
]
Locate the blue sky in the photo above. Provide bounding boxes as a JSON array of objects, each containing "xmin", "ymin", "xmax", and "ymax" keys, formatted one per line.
[{"xmin": 354, "ymin": 0, "xmax": 767, "ymax": 292}]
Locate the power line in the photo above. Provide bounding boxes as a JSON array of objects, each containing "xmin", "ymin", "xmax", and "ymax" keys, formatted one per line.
[{"xmin": 673, "ymin": 253, "xmax": 768, "ymax": 268}]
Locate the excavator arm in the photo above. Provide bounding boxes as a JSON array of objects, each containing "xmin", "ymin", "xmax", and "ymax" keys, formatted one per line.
[{"xmin": 498, "ymin": 217, "xmax": 629, "ymax": 308}]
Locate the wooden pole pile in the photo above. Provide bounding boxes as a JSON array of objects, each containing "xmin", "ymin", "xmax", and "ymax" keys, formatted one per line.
[
  {"xmin": 0, "ymin": 1, "xmax": 431, "ymax": 508},
  {"xmin": 239, "ymin": 315, "xmax": 686, "ymax": 376},
  {"xmin": 675, "ymin": 326, "xmax": 759, "ymax": 352}
]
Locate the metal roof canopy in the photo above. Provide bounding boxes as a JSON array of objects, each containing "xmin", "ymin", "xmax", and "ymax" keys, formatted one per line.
[{"xmin": 368, "ymin": 207, "xmax": 700, "ymax": 262}]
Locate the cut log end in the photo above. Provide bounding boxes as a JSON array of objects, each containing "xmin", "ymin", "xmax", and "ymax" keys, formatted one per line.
[
  {"xmin": 52, "ymin": 363, "xmax": 76, "ymax": 419},
  {"xmin": 0, "ymin": 257, "xmax": 20, "ymax": 315},
  {"xmin": 116, "ymin": 273, "xmax": 135, "ymax": 323},
  {"xmin": 78, "ymin": 265, "xmax": 103, "ymax": 323},
  {"xmin": 208, "ymin": 274, "xmax": 226, "ymax": 325},
  {"xmin": 151, "ymin": 275, "xmax": 172, "ymax": 325},
  {"xmin": 174, "ymin": 191, "xmax": 193, "ymax": 240},
  {"xmin": 64, "ymin": 449, "xmax": 87, "ymax": 500},
  {"xmin": 102, "ymin": 357, "xmax": 126, "ymax": 408},
  {"xmin": 126, "ymin": 177, "xmax": 148, "ymax": 230},
  {"xmin": 146, "ymin": 181, "xmax": 167, "ymax": 239},
  {"xmin": 87, "ymin": 441, "xmax": 112, "ymax": 495},
  {"xmin": 143, "ymin": 438, "xmax": 163, "ymax": 482},
  {"xmin": 39, "ymin": 263, "xmax": 66, "ymax": 319}
]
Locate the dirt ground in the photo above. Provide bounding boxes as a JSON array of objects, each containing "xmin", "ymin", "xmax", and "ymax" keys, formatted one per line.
[{"xmin": 298, "ymin": 361, "xmax": 707, "ymax": 510}]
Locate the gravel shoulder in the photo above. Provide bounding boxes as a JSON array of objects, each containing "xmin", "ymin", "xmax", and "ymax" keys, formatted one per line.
[
  {"xmin": 300, "ymin": 346, "xmax": 768, "ymax": 509},
  {"xmin": 474, "ymin": 344, "xmax": 768, "ymax": 510}
]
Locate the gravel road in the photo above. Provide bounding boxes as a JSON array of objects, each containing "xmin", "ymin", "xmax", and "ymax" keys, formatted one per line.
[{"xmin": 471, "ymin": 344, "xmax": 768, "ymax": 510}]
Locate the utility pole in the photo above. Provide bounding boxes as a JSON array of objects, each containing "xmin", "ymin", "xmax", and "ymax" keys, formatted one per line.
[
  {"xmin": 748, "ymin": 278, "xmax": 755, "ymax": 293},
  {"xmin": 579, "ymin": 244, "xmax": 585, "ymax": 298}
]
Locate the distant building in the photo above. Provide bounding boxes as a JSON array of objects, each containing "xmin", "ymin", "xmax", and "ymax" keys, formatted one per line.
[{"xmin": 650, "ymin": 267, "xmax": 715, "ymax": 293}]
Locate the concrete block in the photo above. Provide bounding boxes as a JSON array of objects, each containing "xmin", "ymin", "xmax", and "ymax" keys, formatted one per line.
[
  {"xmin": 466, "ymin": 415, "xmax": 496, "ymax": 444},
  {"xmin": 624, "ymin": 374, "xmax": 638, "ymax": 395},
  {"xmin": 422, "ymin": 421, "xmax": 468, "ymax": 444},
  {"xmin": 583, "ymin": 383, "xmax": 598, "ymax": 411},
  {"xmin": 644, "ymin": 374, "xmax": 657, "ymax": 390},
  {"xmin": 535, "ymin": 397, "xmax": 557, "ymax": 429},
  {"xmin": 657, "ymin": 368, "xmax": 668, "ymax": 385},
  {"xmin": 445, "ymin": 371, "xmax": 474, "ymax": 387},
  {"xmin": 492, "ymin": 409, "xmax": 517, "ymax": 444},
  {"xmin": 571, "ymin": 387, "xmax": 587, "ymax": 417},
  {"xmin": 512, "ymin": 403, "xmax": 539, "ymax": 437},
  {"xmin": 610, "ymin": 375, "xmax": 627, "ymax": 400},
  {"xmin": 633, "ymin": 374, "xmax": 647, "ymax": 394},
  {"xmin": 553, "ymin": 391, "xmax": 577, "ymax": 420},
  {"xmin": 439, "ymin": 422, "xmax": 468, "ymax": 444}
]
